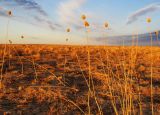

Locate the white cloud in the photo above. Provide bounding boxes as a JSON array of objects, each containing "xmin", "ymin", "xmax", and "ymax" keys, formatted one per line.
[
  {"xmin": 57, "ymin": 0, "xmax": 87, "ymax": 29},
  {"xmin": 127, "ymin": 3, "xmax": 160, "ymax": 24}
]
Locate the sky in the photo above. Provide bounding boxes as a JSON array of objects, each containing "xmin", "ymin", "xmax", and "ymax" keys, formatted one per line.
[{"xmin": 0, "ymin": 0, "xmax": 160, "ymax": 45}]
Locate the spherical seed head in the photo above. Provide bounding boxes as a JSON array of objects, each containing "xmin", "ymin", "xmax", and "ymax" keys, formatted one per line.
[
  {"xmin": 8, "ymin": 11, "xmax": 12, "ymax": 16},
  {"xmin": 146, "ymin": 18, "xmax": 151, "ymax": 23},
  {"xmin": 21, "ymin": 35, "xmax": 24, "ymax": 39},
  {"xmin": 81, "ymin": 14, "xmax": 86, "ymax": 20},
  {"xmin": 84, "ymin": 21, "xmax": 89, "ymax": 27},
  {"xmin": 66, "ymin": 28, "xmax": 70, "ymax": 33},
  {"xmin": 9, "ymin": 40, "xmax": 12, "ymax": 44},
  {"xmin": 104, "ymin": 22, "xmax": 109, "ymax": 28}
]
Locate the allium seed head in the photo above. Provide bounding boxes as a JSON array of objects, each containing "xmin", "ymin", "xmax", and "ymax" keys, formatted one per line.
[
  {"xmin": 81, "ymin": 14, "xmax": 86, "ymax": 20},
  {"xmin": 146, "ymin": 18, "xmax": 151, "ymax": 23},
  {"xmin": 84, "ymin": 21, "xmax": 89, "ymax": 27},
  {"xmin": 21, "ymin": 35, "xmax": 24, "ymax": 39},
  {"xmin": 8, "ymin": 11, "xmax": 12, "ymax": 16},
  {"xmin": 9, "ymin": 40, "xmax": 12, "ymax": 44},
  {"xmin": 104, "ymin": 22, "xmax": 109, "ymax": 28},
  {"xmin": 66, "ymin": 28, "xmax": 70, "ymax": 33}
]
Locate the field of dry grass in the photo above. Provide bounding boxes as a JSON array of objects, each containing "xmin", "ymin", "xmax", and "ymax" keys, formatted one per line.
[{"xmin": 0, "ymin": 45, "xmax": 160, "ymax": 115}]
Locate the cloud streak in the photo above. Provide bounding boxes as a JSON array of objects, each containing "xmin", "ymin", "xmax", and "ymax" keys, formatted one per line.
[
  {"xmin": 57, "ymin": 0, "xmax": 87, "ymax": 29},
  {"xmin": 0, "ymin": 0, "xmax": 60, "ymax": 31},
  {"xmin": 14, "ymin": 0, "xmax": 48, "ymax": 16},
  {"xmin": 127, "ymin": 3, "xmax": 160, "ymax": 24}
]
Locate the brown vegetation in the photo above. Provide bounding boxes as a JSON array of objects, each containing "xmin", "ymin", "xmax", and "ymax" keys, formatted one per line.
[{"xmin": 0, "ymin": 45, "xmax": 160, "ymax": 115}]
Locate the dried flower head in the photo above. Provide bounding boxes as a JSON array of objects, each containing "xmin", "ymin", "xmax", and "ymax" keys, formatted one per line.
[
  {"xmin": 9, "ymin": 40, "xmax": 12, "ymax": 44},
  {"xmin": 81, "ymin": 14, "xmax": 86, "ymax": 20},
  {"xmin": 8, "ymin": 11, "xmax": 12, "ymax": 16},
  {"xmin": 21, "ymin": 35, "xmax": 24, "ymax": 39},
  {"xmin": 104, "ymin": 22, "xmax": 109, "ymax": 28},
  {"xmin": 146, "ymin": 18, "xmax": 151, "ymax": 23},
  {"xmin": 84, "ymin": 21, "xmax": 89, "ymax": 27},
  {"xmin": 66, "ymin": 28, "xmax": 70, "ymax": 33}
]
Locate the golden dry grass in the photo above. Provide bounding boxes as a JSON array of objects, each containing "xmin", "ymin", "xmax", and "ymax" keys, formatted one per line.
[{"xmin": 0, "ymin": 45, "xmax": 160, "ymax": 115}]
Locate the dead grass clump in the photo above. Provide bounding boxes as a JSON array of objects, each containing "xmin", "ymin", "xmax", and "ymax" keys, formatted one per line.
[{"xmin": 23, "ymin": 87, "xmax": 56, "ymax": 103}]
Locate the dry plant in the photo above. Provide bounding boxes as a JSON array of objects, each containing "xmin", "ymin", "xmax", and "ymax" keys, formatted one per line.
[
  {"xmin": 147, "ymin": 17, "xmax": 154, "ymax": 115},
  {"xmin": 0, "ymin": 10, "xmax": 12, "ymax": 89},
  {"xmin": 81, "ymin": 14, "xmax": 103, "ymax": 115}
]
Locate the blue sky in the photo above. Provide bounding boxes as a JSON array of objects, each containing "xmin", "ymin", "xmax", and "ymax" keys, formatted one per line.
[{"xmin": 0, "ymin": 0, "xmax": 160, "ymax": 44}]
